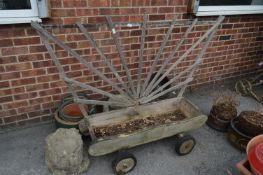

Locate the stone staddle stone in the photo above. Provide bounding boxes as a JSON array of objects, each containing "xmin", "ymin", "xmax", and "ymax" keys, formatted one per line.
[{"xmin": 45, "ymin": 128, "xmax": 90, "ymax": 175}]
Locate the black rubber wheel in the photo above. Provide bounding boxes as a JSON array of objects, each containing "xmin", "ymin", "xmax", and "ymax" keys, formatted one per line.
[
  {"xmin": 112, "ymin": 152, "xmax": 137, "ymax": 175},
  {"xmin": 175, "ymin": 135, "xmax": 196, "ymax": 156}
]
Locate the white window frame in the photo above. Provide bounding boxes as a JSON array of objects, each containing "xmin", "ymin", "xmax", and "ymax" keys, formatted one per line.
[
  {"xmin": 192, "ymin": 0, "xmax": 263, "ymax": 16},
  {"xmin": 0, "ymin": 0, "xmax": 42, "ymax": 24}
]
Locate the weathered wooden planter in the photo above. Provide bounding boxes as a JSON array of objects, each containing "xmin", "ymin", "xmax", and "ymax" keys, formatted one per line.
[{"xmin": 79, "ymin": 97, "xmax": 207, "ymax": 156}]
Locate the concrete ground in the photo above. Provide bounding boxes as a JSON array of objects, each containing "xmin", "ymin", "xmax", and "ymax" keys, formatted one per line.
[{"xmin": 0, "ymin": 83, "xmax": 262, "ymax": 175}]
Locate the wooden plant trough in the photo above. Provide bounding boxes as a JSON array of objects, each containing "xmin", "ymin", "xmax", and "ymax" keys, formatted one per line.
[{"xmin": 79, "ymin": 97, "xmax": 207, "ymax": 156}]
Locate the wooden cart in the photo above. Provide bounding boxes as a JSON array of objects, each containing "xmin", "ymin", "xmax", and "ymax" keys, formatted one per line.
[
  {"xmin": 79, "ymin": 97, "xmax": 207, "ymax": 174},
  {"xmin": 32, "ymin": 15, "xmax": 224, "ymax": 174}
]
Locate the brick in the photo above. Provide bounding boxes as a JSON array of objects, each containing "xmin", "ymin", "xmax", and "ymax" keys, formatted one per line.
[
  {"xmin": 28, "ymin": 109, "xmax": 50, "ymax": 118},
  {"xmin": 0, "ymin": 29, "xmax": 25, "ymax": 39},
  {"xmin": 149, "ymin": 15, "xmax": 165, "ymax": 21},
  {"xmin": 29, "ymin": 96, "xmax": 52, "ymax": 104},
  {"xmin": 14, "ymin": 37, "xmax": 40, "ymax": 46},
  {"xmin": 21, "ymin": 69, "xmax": 46, "ymax": 77},
  {"xmin": 37, "ymin": 74, "xmax": 59, "ymax": 83},
  {"xmin": 256, "ymin": 37, "xmax": 263, "ymax": 41},
  {"xmin": 50, "ymin": 0, "xmax": 62, "ymax": 8},
  {"xmin": 76, "ymin": 9, "xmax": 98, "ymax": 16},
  {"xmin": 52, "ymin": 9, "xmax": 76, "ymax": 17},
  {"xmin": 5, "ymin": 62, "xmax": 32, "ymax": 71},
  {"xmin": 0, "ymin": 72, "xmax": 20, "ymax": 80},
  {"xmin": 64, "ymin": 0, "xmax": 87, "ymax": 7},
  {"xmin": 0, "ymin": 56, "xmax": 17, "ymax": 64},
  {"xmin": 151, "ymin": 0, "xmax": 167, "ymax": 6},
  {"xmin": 18, "ymin": 54, "xmax": 44, "ymax": 62},
  {"xmin": 0, "ymin": 81, "xmax": 10, "ymax": 89},
  {"xmin": 158, "ymin": 7, "xmax": 174, "ymax": 13},
  {"xmin": 39, "ymin": 88, "xmax": 61, "ymax": 97},
  {"xmin": 132, "ymin": 0, "xmax": 145, "ymax": 6},
  {"xmin": 25, "ymin": 83, "xmax": 49, "ymax": 92},
  {"xmin": 0, "ymin": 96, "xmax": 13, "ymax": 103},
  {"xmin": 14, "ymin": 92, "xmax": 38, "ymax": 101},
  {"xmin": 29, "ymin": 45, "xmax": 46, "ymax": 53},
  {"xmin": 2, "ymin": 46, "xmax": 28, "ymax": 56},
  {"xmin": 33, "ymin": 60, "xmax": 53, "ymax": 68},
  {"xmin": 11, "ymin": 78, "xmax": 36, "ymax": 87},
  {"xmin": 17, "ymin": 104, "xmax": 41, "ymax": 114},
  {"xmin": 3, "ymin": 100, "xmax": 28, "ymax": 110},
  {"xmin": 0, "ymin": 39, "xmax": 13, "ymax": 47},
  {"xmin": 88, "ymin": 0, "xmax": 109, "ymax": 7},
  {"xmin": 0, "ymin": 87, "xmax": 25, "ymax": 96}
]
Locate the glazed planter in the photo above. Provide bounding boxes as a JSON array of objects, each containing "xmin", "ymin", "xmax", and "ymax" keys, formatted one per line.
[
  {"xmin": 207, "ymin": 103, "xmax": 237, "ymax": 132},
  {"xmin": 247, "ymin": 134, "xmax": 263, "ymax": 175},
  {"xmin": 54, "ymin": 110, "xmax": 79, "ymax": 129},
  {"xmin": 59, "ymin": 100, "xmax": 88, "ymax": 122},
  {"xmin": 228, "ymin": 117, "xmax": 252, "ymax": 151}
]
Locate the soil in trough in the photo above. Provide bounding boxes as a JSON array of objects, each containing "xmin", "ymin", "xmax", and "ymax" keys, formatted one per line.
[
  {"xmin": 237, "ymin": 111, "xmax": 263, "ymax": 137},
  {"xmin": 93, "ymin": 109, "xmax": 187, "ymax": 138},
  {"xmin": 210, "ymin": 102, "xmax": 237, "ymax": 121}
]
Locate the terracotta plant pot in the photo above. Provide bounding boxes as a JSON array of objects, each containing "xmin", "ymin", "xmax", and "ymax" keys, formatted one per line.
[
  {"xmin": 228, "ymin": 117, "xmax": 253, "ymax": 151},
  {"xmin": 59, "ymin": 100, "xmax": 88, "ymax": 122},
  {"xmin": 207, "ymin": 103, "xmax": 237, "ymax": 132},
  {"xmin": 247, "ymin": 134, "xmax": 263, "ymax": 175}
]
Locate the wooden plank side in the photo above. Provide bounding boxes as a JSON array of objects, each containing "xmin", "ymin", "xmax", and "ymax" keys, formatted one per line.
[
  {"xmin": 88, "ymin": 114, "xmax": 207, "ymax": 156},
  {"xmin": 88, "ymin": 97, "xmax": 182, "ymax": 127}
]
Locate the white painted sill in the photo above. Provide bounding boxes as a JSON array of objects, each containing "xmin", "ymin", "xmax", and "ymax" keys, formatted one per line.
[{"xmin": 0, "ymin": 17, "xmax": 42, "ymax": 25}]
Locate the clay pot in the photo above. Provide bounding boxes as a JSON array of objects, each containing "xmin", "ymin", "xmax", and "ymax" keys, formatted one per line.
[
  {"xmin": 228, "ymin": 117, "xmax": 252, "ymax": 151},
  {"xmin": 207, "ymin": 103, "xmax": 237, "ymax": 132},
  {"xmin": 59, "ymin": 100, "xmax": 88, "ymax": 122},
  {"xmin": 237, "ymin": 111, "xmax": 263, "ymax": 137}
]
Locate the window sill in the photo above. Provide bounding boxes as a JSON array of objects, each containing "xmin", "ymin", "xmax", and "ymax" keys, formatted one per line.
[
  {"xmin": 196, "ymin": 10, "xmax": 263, "ymax": 16},
  {"xmin": 0, "ymin": 17, "xmax": 42, "ymax": 25}
]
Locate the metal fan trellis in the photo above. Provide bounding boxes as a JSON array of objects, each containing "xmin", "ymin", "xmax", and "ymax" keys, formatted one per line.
[{"xmin": 31, "ymin": 15, "xmax": 224, "ymax": 117}]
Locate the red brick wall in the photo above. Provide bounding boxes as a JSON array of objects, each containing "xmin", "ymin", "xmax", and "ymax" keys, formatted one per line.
[{"xmin": 0, "ymin": 0, "xmax": 263, "ymax": 129}]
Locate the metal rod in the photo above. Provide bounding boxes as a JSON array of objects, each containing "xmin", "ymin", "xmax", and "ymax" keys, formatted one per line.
[
  {"xmin": 146, "ymin": 16, "xmax": 224, "ymax": 96},
  {"xmin": 141, "ymin": 78, "xmax": 193, "ymax": 104},
  {"xmin": 76, "ymin": 22, "xmax": 133, "ymax": 98},
  {"xmin": 143, "ymin": 19, "xmax": 198, "ymax": 96},
  {"xmin": 106, "ymin": 16, "xmax": 137, "ymax": 97},
  {"xmin": 136, "ymin": 14, "xmax": 147, "ymax": 97},
  {"xmin": 31, "ymin": 21, "xmax": 133, "ymax": 103},
  {"xmin": 140, "ymin": 15, "xmax": 177, "ymax": 98}
]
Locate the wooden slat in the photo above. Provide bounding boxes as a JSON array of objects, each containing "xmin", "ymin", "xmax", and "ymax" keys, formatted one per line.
[
  {"xmin": 31, "ymin": 21, "xmax": 133, "ymax": 103},
  {"xmin": 136, "ymin": 14, "xmax": 147, "ymax": 97},
  {"xmin": 76, "ymin": 22, "xmax": 133, "ymax": 98},
  {"xmin": 145, "ymin": 16, "xmax": 224, "ymax": 98},
  {"xmin": 143, "ymin": 19, "xmax": 198, "ymax": 96},
  {"xmin": 140, "ymin": 16, "xmax": 177, "ymax": 98},
  {"xmin": 106, "ymin": 16, "xmax": 137, "ymax": 97}
]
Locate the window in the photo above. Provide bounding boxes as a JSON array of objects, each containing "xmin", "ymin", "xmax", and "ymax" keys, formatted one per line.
[
  {"xmin": 0, "ymin": 0, "xmax": 50, "ymax": 24},
  {"xmin": 190, "ymin": 0, "xmax": 263, "ymax": 16}
]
